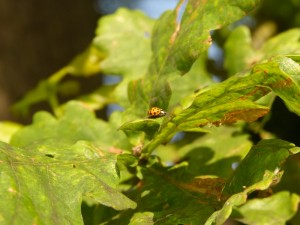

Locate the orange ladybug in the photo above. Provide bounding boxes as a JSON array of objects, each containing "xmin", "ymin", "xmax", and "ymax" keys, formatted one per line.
[{"xmin": 147, "ymin": 107, "xmax": 167, "ymax": 118}]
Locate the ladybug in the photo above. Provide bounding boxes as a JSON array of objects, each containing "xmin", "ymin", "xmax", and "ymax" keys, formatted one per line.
[{"xmin": 147, "ymin": 107, "xmax": 167, "ymax": 118}]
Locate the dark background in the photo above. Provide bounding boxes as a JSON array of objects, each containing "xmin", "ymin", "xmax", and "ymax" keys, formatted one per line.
[{"xmin": 0, "ymin": 0, "xmax": 99, "ymax": 121}]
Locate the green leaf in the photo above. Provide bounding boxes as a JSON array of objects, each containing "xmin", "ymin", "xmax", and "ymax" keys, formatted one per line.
[
  {"xmin": 205, "ymin": 139, "xmax": 300, "ymax": 225},
  {"xmin": 103, "ymin": 163, "xmax": 218, "ymax": 225},
  {"xmin": 150, "ymin": 0, "xmax": 262, "ymax": 75},
  {"xmin": 169, "ymin": 53, "xmax": 214, "ymax": 107},
  {"xmin": 93, "ymin": 8, "xmax": 154, "ymax": 78},
  {"xmin": 0, "ymin": 122, "xmax": 22, "ymax": 143},
  {"xmin": 260, "ymin": 28, "xmax": 300, "ymax": 58},
  {"xmin": 0, "ymin": 140, "xmax": 136, "ymax": 225},
  {"xmin": 253, "ymin": 56, "xmax": 300, "ymax": 115},
  {"xmin": 12, "ymin": 78, "xmax": 60, "ymax": 116},
  {"xmin": 2, "ymin": 102, "xmax": 137, "ymax": 224},
  {"xmin": 155, "ymin": 126, "xmax": 252, "ymax": 178},
  {"xmin": 78, "ymin": 84, "xmax": 118, "ymax": 111},
  {"xmin": 11, "ymin": 101, "xmax": 132, "ymax": 153},
  {"xmin": 119, "ymin": 119, "xmax": 161, "ymax": 140},
  {"xmin": 142, "ymin": 55, "xmax": 300, "ymax": 155},
  {"xmin": 129, "ymin": 212, "xmax": 154, "ymax": 225},
  {"xmin": 127, "ymin": 0, "xmax": 261, "ymax": 117},
  {"xmin": 224, "ymin": 26, "xmax": 256, "ymax": 75},
  {"xmin": 224, "ymin": 27, "xmax": 300, "ymax": 75},
  {"xmin": 232, "ymin": 191, "xmax": 300, "ymax": 225},
  {"xmin": 92, "ymin": 8, "xmax": 154, "ymax": 109},
  {"xmin": 223, "ymin": 139, "xmax": 300, "ymax": 194},
  {"xmin": 67, "ymin": 45, "xmax": 105, "ymax": 76}
]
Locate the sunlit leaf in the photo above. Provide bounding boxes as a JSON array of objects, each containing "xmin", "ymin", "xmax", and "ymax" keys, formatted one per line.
[
  {"xmin": 93, "ymin": 8, "xmax": 154, "ymax": 78},
  {"xmin": 142, "ymin": 55, "xmax": 300, "ymax": 155},
  {"xmin": 224, "ymin": 27, "xmax": 300, "ymax": 75},
  {"xmin": 232, "ymin": 191, "xmax": 300, "ymax": 225},
  {"xmin": 11, "ymin": 101, "xmax": 131, "ymax": 152},
  {"xmin": 0, "ymin": 140, "xmax": 136, "ymax": 224},
  {"xmin": 224, "ymin": 26, "xmax": 256, "ymax": 75},
  {"xmin": 128, "ymin": 0, "xmax": 262, "ymax": 117},
  {"xmin": 67, "ymin": 45, "xmax": 105, "ymax": 76},
  {"xmin": 0, "ymin": 122, "xmax": 22, "ymax": 143},
  {"xmin": 119, "ymin": 119, "xmax": 161, "ymax": 140},
  {"xmin": 77, "ymin": 84, "xmax": 118, "ymax": 111},
  {"xmin": 150, "ymin": 0, "xmax": 262, "ymax": 76}
]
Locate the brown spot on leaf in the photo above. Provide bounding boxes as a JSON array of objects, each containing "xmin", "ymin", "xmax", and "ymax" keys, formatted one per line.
[
  {"xmin": 181, "ymin": 176, "xmax": 226, "ymax": 202},
  {"xmin": 219, "ymin": 108, "xmax": 270, "ymax": 125},
  {"xmin": 204, "ymin": 36, "xmax": 212, "ymax": 45},
  {"xmin": 186, "ymin": 177, "xmax": 225, "ymax": 194},
  {"xmin": 270, "ymin": 77, "xmax": 293, "ymax": 89},
  {"xmin": 109, "ymin": 147, "xmax": 123, "ymax": 154},
  {"xmin": 239, "ymin": 86, "xmax": 270, "ymax": 100},
  {"xmin": 148, "ymin": 167, "xmax": 223, "ymax": 206}
]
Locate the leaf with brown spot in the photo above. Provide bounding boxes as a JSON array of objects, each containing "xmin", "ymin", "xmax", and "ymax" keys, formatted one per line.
[
  {"xmin": 182, "ymin": 176, "xmax": 226, "ymax": 202},
  {"xmin": 143, "ymin": 56, "xmax": 300, "ymax": 155},
  {"xmin": 149, "ymin": 0, "xmax": 261, "ymax": 77},
  {"xmin": 220, "ymin": 108, "xmax": 270, "ymax": 124}
]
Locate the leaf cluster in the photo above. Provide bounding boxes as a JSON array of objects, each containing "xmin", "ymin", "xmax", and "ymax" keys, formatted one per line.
[{"xmin": 1, "ymin": 0, "xmax": 300, "ymax": 224}]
